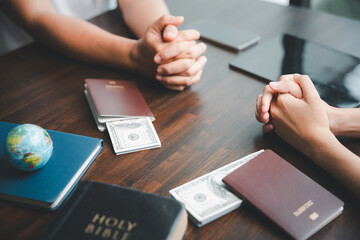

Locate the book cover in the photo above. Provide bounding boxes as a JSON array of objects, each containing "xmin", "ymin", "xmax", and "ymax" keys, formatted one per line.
[
  {"xmin": 222, "ymin": 149, "xmax": 344, "ymax": 240},
  {"xmin": 36, "ymin": 180, "xmax": 188, "ymax": 240},
  {"xmin": 84, "ymin": 89, "xmax": 134, "ymax": 127},
  {"xmin": 85, "ymin": 79, "xmax": 154, "ymax": 120},
  {"xmin": 0, "ymin": 121, "xmax": 103, "ymax": 211},
  {"xmin": 84, "ymin": 89, "xmax": 108, "ymax": 131}
]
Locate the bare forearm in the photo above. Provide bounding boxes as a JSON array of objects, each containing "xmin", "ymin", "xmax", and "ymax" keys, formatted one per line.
[
  {"xmin": 310, "ymin": 133, "xmax": 360, "ymax": 199},
  {"xmin": 329, "ymin": 107, "xmax": 360, "ymax": 138},
  {"xmin": 29, "ymin": 13, "xmax": 136, "ymax": 70},
  {"xmin": 5, "ymin": 0, "xmax": 207, "ymax": 90},
  {"xmin": 118, "ymin": 0, "xmax": 169, "ymax": 37},
  {"xmin": 4, "ymin": 0, "xmax": 137, "ymax": 70}
]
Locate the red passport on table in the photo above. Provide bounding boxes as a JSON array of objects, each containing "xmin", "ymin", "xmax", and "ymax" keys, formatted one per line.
[
  {"xmin": 222, "ymin": 149, "xmax": 344, "ymax": 240},
  {"xmin": 85, "ymin": 79, "xmax": 154, "ymax": 120}
]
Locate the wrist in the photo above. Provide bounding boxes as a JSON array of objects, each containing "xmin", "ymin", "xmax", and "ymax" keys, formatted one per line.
[
  {"xmin": 119, "ymin": 38, "xmax": 138, "ymax": 71},
  {"xmin": 129, "ymin": 40, "xmax": 141, "ymax": 72},
  {"xmin": 129, "ymin": 39, "xmax": 157, "ymax": 78},
  {"xmin": 101, "ymin": 35, "xmax": 138, "ymax": 70},
  {"xmin": 326, "ymin": 105, "xmax": 342, "ymax": 136},
  {"xmin": 328, "ymin": 107, "xmax": 360, "ymax": 137},
  {"xmin": 306, "ymin": 129, "xmax": 339, "ymax": 165}
]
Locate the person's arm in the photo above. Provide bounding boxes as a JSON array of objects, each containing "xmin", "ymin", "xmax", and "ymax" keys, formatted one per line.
[
  {"xmin": 4, "ymin": 0, "xmax": 136, "ymax": 69},
  {"xmin": 255, "ymin": 74, "xmax": 360, "ymax": 137},
  {"xmin": 326, "ymin": 107, "xmax": 360, "ymax": 138},
  {"xmin": 3, "ymin": 0, "xmax": 207, "ymax": 90},
  {"xmin": 269, "ymin": 75, "xmax": 360, "ymax": 198},
  {"xmin": 309, "ymin": 132, "xmax": 360, "ymax": 199},
  {"xmin": 118, "ymin": 0, "xmax": 169, "ymax": 38}
]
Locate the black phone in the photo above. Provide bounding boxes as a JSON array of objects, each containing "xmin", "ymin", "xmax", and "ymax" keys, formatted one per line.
[{"xmin": 185, "ymin": 19, "xmax": 260, "ymax": 51}]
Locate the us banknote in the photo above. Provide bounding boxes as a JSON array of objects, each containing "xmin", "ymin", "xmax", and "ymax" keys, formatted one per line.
[
  {"xmin": 106, "ymin": 118, "xmax": 161, "ymax": 155},
  {"xmin": 170, "ymin": 150, "xmax": 264, "ymax": 227}
]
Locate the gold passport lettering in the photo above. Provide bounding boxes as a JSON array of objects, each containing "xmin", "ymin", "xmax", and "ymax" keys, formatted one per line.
[
  {"xmin": 84, "ymin": 213, "xmax": 138, "ymax": 239},
  {"xmin": 106, "ymin": 85, "xmax": 124, "ymax": 89},
  {"xmin": 293, "ymin": 200, "xmax": 314, "ymax": 217}
]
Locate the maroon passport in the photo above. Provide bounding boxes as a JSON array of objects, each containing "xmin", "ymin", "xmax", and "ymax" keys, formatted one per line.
[
  {"xmin": 223, "ymin": 149, "xmax": 344, "ymax": 240},
  {"xmin": 85, "ymin": 79, "xmax": 154, "ymax": 119}
]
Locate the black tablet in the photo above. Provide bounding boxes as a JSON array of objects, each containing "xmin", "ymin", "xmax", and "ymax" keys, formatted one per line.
[
  {"xmin": 230, "ymin": 34, "xmax": 360, "ymax": 108},
  {"xmin": 185, "ymin": 19, "xmax": 260, "ymax": 51}
]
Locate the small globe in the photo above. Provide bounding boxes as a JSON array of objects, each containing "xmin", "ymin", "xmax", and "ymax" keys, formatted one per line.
[{"xmin": 5, "ymin": 124, "xmax": 53, "ymax": 172}]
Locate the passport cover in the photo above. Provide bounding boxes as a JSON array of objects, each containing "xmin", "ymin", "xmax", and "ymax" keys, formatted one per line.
[
  {"xmin": 0, "ymin": 121, "xmax": 103, "ymax": 211},
  {"xmin": 85, "ymin": 79, "xmax": 154, "ymax": 119},
  {"xmin": 223, "ymin": 149, "xmax": 344, "ymax": 240},
  {"xmin": 36, "ymin": 180, "xmax": 188, "ymax": 240}
]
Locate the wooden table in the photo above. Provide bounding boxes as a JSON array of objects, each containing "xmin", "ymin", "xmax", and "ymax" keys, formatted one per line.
[{"xmin": 1, "ymin": 0, "xmax": 359, "ymax": 239}]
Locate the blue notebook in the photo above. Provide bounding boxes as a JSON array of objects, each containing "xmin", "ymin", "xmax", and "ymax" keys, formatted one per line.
[{"xmin": 0, "ymin": 121, "xmax": 103, "ymax": 211}]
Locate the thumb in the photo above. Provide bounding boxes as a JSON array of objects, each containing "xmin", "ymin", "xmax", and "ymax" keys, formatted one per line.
[
  {"xmin": 293, "ymin": 74, "xmax": 320, "ymax": 101},
  {"xmin": 152, "ymin": 14, "xmax": 184, "ymax": 34},
  {"xmin": 163, "ymin": 25, "xmax": 178, "ymax": 42},
  {"xmin": 269, "ymin": 79, "xmax": 303, "ymax": 98}
]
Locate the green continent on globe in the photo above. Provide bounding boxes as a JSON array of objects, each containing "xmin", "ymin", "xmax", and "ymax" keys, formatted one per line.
[{"xmin": 22, "ymin": 152, "xmax": 42, "ymax": 170}]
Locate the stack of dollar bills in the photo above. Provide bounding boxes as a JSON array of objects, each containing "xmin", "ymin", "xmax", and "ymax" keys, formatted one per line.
[
  {"xmin": 106, "ymin": 118, "xmax": 161, "ymax": 155},
  {"xmin": 169, "ymin": 150, "xmax": 264, "ymax": 227}
]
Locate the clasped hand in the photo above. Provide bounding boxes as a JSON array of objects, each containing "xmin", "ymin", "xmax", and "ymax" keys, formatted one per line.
[
  {"xmin": 131, "ymin": 15, "xmax": 207, "ymax": 91},
  {"xmin": 255, "ymin": 74, "xmax": 336, "ymax": 156}
]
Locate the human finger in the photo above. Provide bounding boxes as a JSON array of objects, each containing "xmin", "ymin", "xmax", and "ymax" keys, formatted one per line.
[
  {"xmin": 187, "ymin": 69, "xmax": 202, "ymax": 85},
  {"xmin": 157, "ymin": 58, "xmax": 195, "ymax": 75},
  {"xmin": 278, "ymin": 74, "xmax": 294, "ymax": 82},
  {"xmin": 179, "ymin": 55, "xmax": 207, "ymax": 77},
  {"xmin": 261, "ymin": 85, "xmax": 274, "ymax": 115},
  {"xmin": 292, "ymin": 74, "xmax": 320, "ymax": 100},
  {"xmin": 162, "ymin": 83, "xmax": 186, "ymax": 91},
  {"xmin": 163, "ymin": 25, "xmax": 178, "ymax": 42},
  {"xmin": 269, "ymin": 75, "xmax": 303, "ymax": 98},
  {"xmin": 255, "ymin": 94, "xmax": 269, "ymax": 123},
  {"xmin": 262, "ymin": 122, "xmax": 274, "ymax": 133},
  {"xmin": 255, "ymin": 94, "xmax": 262, "ymax": 122},
  {"xmin": 157, "ymin": 55, "xmax": 206, "ymax": 81},
  {"xmin": 156, "ymin": 67, "xmax": 203, "ymax": 86},
  {"xmin": 156, "ymin": 74, "xmax": 190, "ymax": 86},
  {"xmin": 176, "ymin": 29, "xmax": 200, "ymax": 41},
  {"xmin": 154, "ymin": 41, "xmax": 197, "ymax": 64},
  {"xmin": 152, "ymin": 15, "xmax": 184, "ymax": 34},
  {"xmin": 174, "ymin": 42, "xmax": 207, "ymax": 60}
]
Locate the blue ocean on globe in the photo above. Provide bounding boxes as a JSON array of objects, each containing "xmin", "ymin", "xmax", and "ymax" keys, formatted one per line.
[{"xmin": 5, "ymin": 124, "xmax": 53, "ymax": 171}]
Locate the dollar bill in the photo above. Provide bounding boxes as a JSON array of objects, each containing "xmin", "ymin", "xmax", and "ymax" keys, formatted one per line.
[
  {"xmin": 106, "ymin": 118, "xmax": 161, "ymax": 155},
  {"xmin": 169, "ymin": 150, "xmax": 264, "ymax": 227}
]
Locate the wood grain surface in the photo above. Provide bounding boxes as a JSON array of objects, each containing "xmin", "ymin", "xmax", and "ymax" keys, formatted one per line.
[{"xmin": 0, "ymin": 0, "xmax": 359, "ymax": 239}]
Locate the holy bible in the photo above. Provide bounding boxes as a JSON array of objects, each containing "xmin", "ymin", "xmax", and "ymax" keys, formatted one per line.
[
  {"xmin": 222, "ymin": 149, "xmax": 344, "ymax": 240},
  {"xmin": 36, "ymin": 181, "xmax": 187, "ymax": 240}
]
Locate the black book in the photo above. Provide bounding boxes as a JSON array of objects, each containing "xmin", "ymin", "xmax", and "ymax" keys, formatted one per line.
[{"xmin": 36, "ymin": 181, "xmax": 187, "ymax": 240}]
